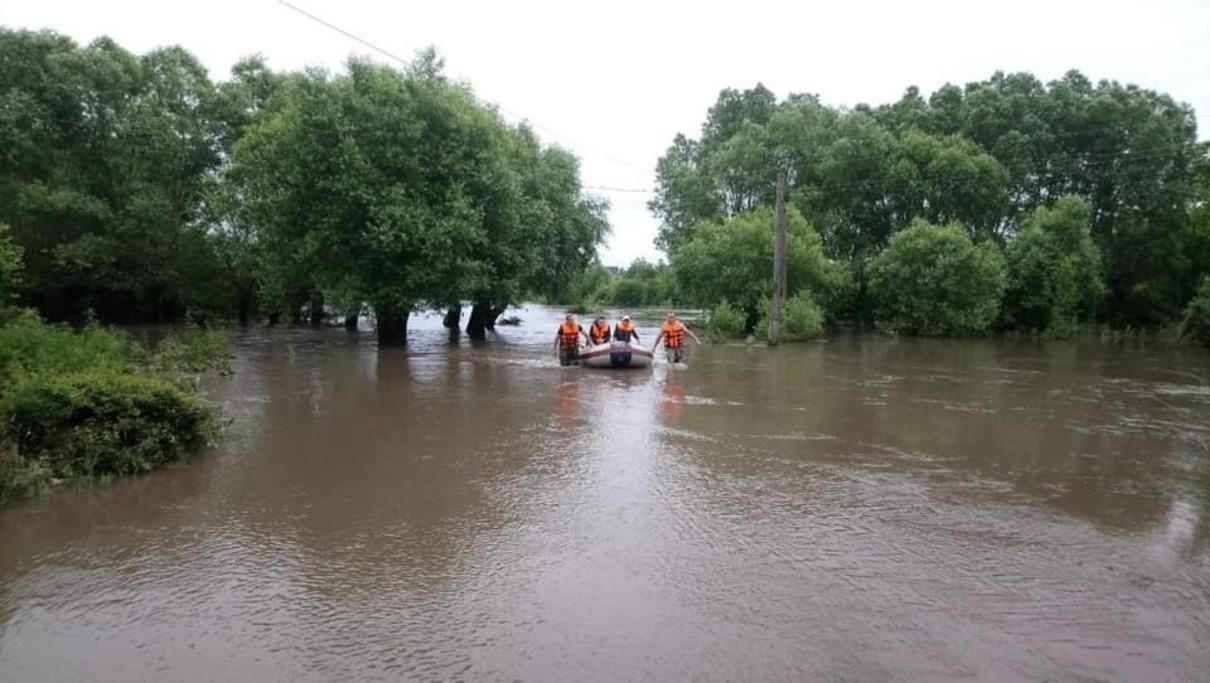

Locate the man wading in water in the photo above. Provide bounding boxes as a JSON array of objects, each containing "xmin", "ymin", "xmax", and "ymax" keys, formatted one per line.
[
  {"xmin": 651, "ymin": 311, "xmax": 701, "ymax": 364},
  {"xmin": 553, "ymin": 313, "xmax": 590, "ymax": 366}
]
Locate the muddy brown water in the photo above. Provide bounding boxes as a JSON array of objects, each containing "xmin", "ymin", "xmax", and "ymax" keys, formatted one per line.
[{"xmin": 1, "ymin": 305, "xmax": 1209, "ymax": 681}]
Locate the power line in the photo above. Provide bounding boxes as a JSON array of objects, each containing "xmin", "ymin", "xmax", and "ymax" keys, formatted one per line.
[{"xmin": 275, "ymin": 0, "xmax": 653, "ymax": 179}]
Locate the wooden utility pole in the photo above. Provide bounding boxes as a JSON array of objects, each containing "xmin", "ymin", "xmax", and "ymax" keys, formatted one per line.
[{"xmin": 769, "ymin": 170, "xmax": 787, "ymax": 346}]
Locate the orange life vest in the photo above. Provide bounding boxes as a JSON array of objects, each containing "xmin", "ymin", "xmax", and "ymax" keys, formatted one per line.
[
  {"xmin": 589, "ymin": 322, "xmax": 611, "ymax": 344},
  {"xmin": 662, "ymin": 320, "xmax": 685, "ymax": 348},
  {"xmin": 560, "ymin": 321, "xmax": 582, "ymax": 349},
  {"xmin": 614, "ymin": 320, "xmax": 635, "ymax": 341}
]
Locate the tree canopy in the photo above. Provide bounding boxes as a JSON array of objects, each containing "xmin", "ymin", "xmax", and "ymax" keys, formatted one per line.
[
  {"xmin": 0, "ymin": 29, "xmax": 607, "ymax": 342},
  {"xmin": 653, "ymin": 73, "xmax": 1209, "ymax": 329}
]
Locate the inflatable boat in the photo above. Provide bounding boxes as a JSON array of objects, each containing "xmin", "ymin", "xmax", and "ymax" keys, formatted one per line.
[{"xmin": 581, "ymin": 341, "xmax": 653, "ymax": 369}]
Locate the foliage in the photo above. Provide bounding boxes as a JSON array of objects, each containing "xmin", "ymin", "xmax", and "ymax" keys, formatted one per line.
[
  {"xmin": 0, "ymin": 312, "xmax": 225, "ymax": 505},
  {"xmin": 706, "ymin": 300, "xmax": 747, "ymax": 342},
  {"xmin": 151, "ymin": 330, "xmax": 233, "ymax": 374},
  {"xmin": 781, "ymin": 294, "xmax": 826, "ymax": 340},
  {"xmin": 654, "ymin": 72, "xmax": 1209, "ymax": 328},
  {"xmin": 229, "ymin": 57, "xmax": 606, "ymax": 341},
  {"xmin": 673, "ymin": 206, "xmax": 843, "ymax": 328},
  {"xmin": 869, "ymin": 220, "xmax": 1006, "ymax": 335},
  {"xmin": 2, "ymin": 368, "xmax": 213, "ymax": 479},
  {"xmin": 1178, "ymin": 276, "xmax": 1210, "ymax": 347},
  {"xmin": 0, "ymin": 224, "xmax": 21, "ymax": 306},
  {"xmin": 0, "ymin": 30, "xmax": 227, "ymax": 323},
  {"xmin": 1004, "ymin": 196, "xmax": 1106, "ymax": 337},
  {"xmin": 0, "ymin": 439, "xmax": 51, "ymax": 506},
  {"xmin": 0, "ymin": 311, "xmax": 136, "ymax": 385}
]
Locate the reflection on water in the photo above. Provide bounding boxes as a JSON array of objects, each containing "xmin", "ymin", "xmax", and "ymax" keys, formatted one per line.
[{"xmin": 1, "ymin": 305, "xmax": 1209, "ymax": 681}]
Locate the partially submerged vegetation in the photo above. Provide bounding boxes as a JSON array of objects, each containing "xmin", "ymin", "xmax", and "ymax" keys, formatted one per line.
[
  {"xmin": 652, "ymin": 76, "xmax": 1210, "ymax": 341},
  {"xmin": 0, "ymin": 315, "xmax": 227, "ymax": 505},
  {"xmin": 0, "ymin": 234, "xmax": 228, "ymax": 505}
]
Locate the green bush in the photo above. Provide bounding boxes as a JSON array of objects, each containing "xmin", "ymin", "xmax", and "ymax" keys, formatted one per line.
[
  {"xmin": 707, "ymin": 300, "xmax": 747, "ymax": 342},
  {"xmin": 782, "ymin": 294, "xmax": 825, "ymax": 340},
  {"xmin": 3, "ymin": 369, "xmax": 214, "ymax": 479},
  {"xmin": 0, "ymin": 437, "xmax": 51, "ymax": 506},
  {"xmin": 674, "ymin": 207, "xmax": 837, "ymax": 324},
  {"xmin": 1003, "ymin": 196, "xmax": 1105, "ymax": 337},
  {"xmin": 0, "ymin": 312, "xmax": 136, "ymax": 384},
  {"xmin": 869, "ymin": 219, "xmax": 1006, "ymax": 335},
  {"xmin": 151, "ymin": 329, "xmax": 233, "ymax": 374},
  {"xmin": 755, "ymin": 293, "xmax": 826, "ymax": 341},
  {"xmin": 1178, "ymin": 276, "xmax": 1210, "ymax": 346},
  {"xmin": 0, "ymin": 223, "xmax": 21, "ymax": 308}
]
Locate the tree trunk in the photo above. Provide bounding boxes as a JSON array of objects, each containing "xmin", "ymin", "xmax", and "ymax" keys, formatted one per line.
[
  {"xmin": 442, "ymin": 305, "xmax": 462, "ymax": 329},
  {"xmin": 485, "ymin": 305, "xmax": 508, "ymax": 330},
  {"xmin": 466, "ymin": 301, "xmax": 490, "ymax": 340},
  {"xmin": 375, "ymin": 306, "xmax": 410, "ymax": 345},
  {"xmin": 308, "ymin": 291, "xmax": 325, "ymax": 326},
  {"xmin": 344, "ymin": 312, "xmax": 359, "ymax": 330}
]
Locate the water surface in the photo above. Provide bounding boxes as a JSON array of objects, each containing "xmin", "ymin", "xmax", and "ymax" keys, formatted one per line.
[{"xmin": 1, "ymin": 306, "xmax": 1208, "ymax": 681}]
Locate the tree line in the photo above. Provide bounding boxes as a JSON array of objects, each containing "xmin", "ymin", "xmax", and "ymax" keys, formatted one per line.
[
  {"xmin": 650, "ymin": 74, "xmax": 1210, "ymax": 338},
  {"xmin": 0, "ymin": 29, "xmax": 608, "ymax": 343}
]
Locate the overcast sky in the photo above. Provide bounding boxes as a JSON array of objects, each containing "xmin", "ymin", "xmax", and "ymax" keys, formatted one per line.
[{"xmin": 7, "ymin": 0, "xmax": 1210, "ymax": 266}]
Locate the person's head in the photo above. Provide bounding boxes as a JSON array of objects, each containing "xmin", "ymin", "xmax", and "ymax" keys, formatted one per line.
[
  {"xmin": 565, "ymin": 313, "xmax": 576, "ymax": 323},
  {"xmin": 666, "ymin": 311, "xmax": 677, "ymax": 321},
  {"xmin": 595, "ymin": 316, "xmax": 606, "ymax": 325},
  {"xmin": 621, "ymin": 315, "xmax": 631, "ymax": 323}
]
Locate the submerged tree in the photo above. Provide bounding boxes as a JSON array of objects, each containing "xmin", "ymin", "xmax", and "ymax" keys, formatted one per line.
[
  {"xmin": 869, "ymin": 220, "xmax": 1006, "ymax": 336},
  {"xmin": 1003, "ymin": 196, "xmax": 1105, "ymax": 337}
]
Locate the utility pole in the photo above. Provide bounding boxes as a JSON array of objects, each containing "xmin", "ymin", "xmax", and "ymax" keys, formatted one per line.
[{"xmin": 769, "ymin": 170, "xmax": 787, "ymax": 346}]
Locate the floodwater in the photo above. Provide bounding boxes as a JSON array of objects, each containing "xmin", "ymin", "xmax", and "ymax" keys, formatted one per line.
[{"xmin": 2, "ymin": 306, "xmax": 1209, "ymax": 682}]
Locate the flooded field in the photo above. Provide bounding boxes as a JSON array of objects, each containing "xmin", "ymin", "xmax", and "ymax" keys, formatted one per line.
[{"xmin": 1, "ymin": 306, "xmax": 1208, "ymax": 681}]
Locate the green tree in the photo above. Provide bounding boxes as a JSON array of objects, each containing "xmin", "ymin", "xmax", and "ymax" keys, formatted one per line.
[
  {"xmin": 0, "ymin": 30, "xmax": 224, "ymax": 323},
  {"xmin": 1004, "ymin": 196, "xmax": 1105, "ymax": 336},
  {"xmin": 869, "ymin": 220, "xmax": 1006, "ymax": 335},
  {"xmin": 0, "ymin": 224, "xmax": 21, "ymax": 306},
  {"xmin": 674, "ymin": 207, "xmax": 841, "ymax": 329}
]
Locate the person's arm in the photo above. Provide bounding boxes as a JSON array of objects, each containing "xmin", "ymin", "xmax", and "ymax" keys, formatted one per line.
[
  {"xmin": 633, "ymin": 330, "xmax": 642, "ymax": 343},
  {"xmin": 580, "ymin": 326, "xmax": 590, "ymax": 346},
  {"xmin": 651, "ymin": 331, "xmax": 663, "ymax": 350},
  {"xmin": 553, "ymin": 330, "xmax": 561, "ymax": 355},
  {"xmin": 685, "ymin": 325, "xmax": 702, "ymax": 345}
]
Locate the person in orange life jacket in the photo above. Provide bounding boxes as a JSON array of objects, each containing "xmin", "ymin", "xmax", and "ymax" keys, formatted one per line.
[
  {"xmin": 613, "ymin": 315, "xmax": 641, "ymax": 343},
  {"xmin": 552, "ymin": 313, "xmax": 589, "ymax": 366},
  {"xmin": 588, "ymin": 316, "xmax": 612, "ymax": 345},
  {"xmin": 651, "ymin": 311, "xmax": 701, "ymax": 363}
]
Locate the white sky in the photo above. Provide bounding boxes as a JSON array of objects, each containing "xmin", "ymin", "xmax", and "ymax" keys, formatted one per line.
[{"xmin": 7, "ymin": 0, "xmax": 1209, "ymax": 267}]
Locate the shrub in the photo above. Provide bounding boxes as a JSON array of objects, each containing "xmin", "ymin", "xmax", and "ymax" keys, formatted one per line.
[
  {"xmin": 1003, "ymin": 196, "xmax": 1105, "ymax": 337},
  {"xmin": 0, "ymin": 437, "xmax": 51, "ymax": 506},
  {"xmin": 707, "ymin": 300, "xmax": 747, "ymax": 342},
  {"xmin": 151, "ymin": 329, "xmax": 233, "ymax": 374},
  {"xmin": 3, "ymin": 368, "xmax": 214, "ymax": 478},
  {"xmin": 674, "ymin": 207, "xmax": 837, "ymax": 324},
  {"xmin": 1178, "ymin": 276, "xmax": 1210, "ymax": 346},
  {"xmin": 755, "ymin": 293, "xmax": 826, "ymax": 341},
  {"xmin": 0, "ymin": 312, "xmax": 136, "ymax": 384},
  {"xmin": 0, "ymin": 223, "xmax": 22, "ymax": 309},
  {"xmin": 869, "ymin": 219, "xmax": 1006, "ymax": 335},
  {"xmin": 782, "ymin": 294, "xmax": 825, "ymax": 340}
]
